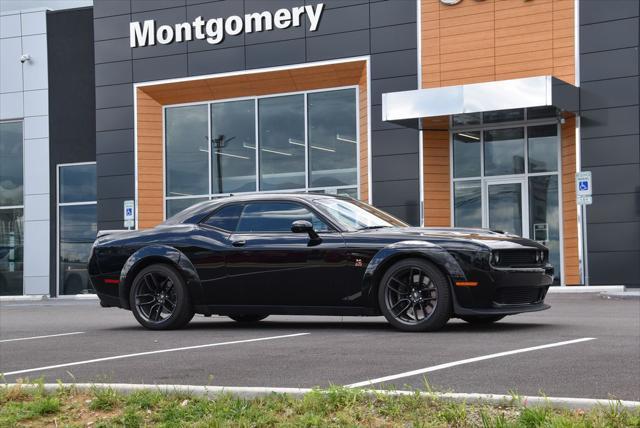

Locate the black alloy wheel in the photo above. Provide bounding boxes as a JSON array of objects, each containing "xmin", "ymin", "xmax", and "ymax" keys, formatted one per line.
[
  {"xmin": 460, "ymin": 315, "xmax": 506, "ymax": 324},
  {"xmin": 130, "ymin": 264, "xmax": 194, "ymax": 330},
  {"xmin": 228, "ymin": 314, "xmax": 269, "ymax": 323},
  {"xmin": 378, "ymin": 258, "xmax": 451, "ymax": 332}
]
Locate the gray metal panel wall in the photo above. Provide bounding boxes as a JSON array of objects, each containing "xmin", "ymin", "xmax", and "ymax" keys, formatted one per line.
[
  {"xmin": 579, "ymin": 0, "xmax": 640, "ymax": 287},
  {"xmin": 47, "ymin": 7, "xmax": 97, "ymax": 295},
  {"xmin": 93, "ymin": 0, "xmax": 420, "ymax": 230}
]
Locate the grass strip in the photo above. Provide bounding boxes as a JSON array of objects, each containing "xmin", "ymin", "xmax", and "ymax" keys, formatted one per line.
[{"xmin": 1, "ymin": 381, "xmax": 638, "ymax": 427}]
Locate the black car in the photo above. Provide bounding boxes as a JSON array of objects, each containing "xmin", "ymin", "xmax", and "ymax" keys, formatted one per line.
[{"xmin": 89, "ymin": 194, "xmax": 553, "ymax": 332}]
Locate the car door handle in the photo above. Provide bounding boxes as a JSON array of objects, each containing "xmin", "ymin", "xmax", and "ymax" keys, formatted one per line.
[{"xmin": 231, "ymin": 239, "xmax": 246, "ymax": 247}]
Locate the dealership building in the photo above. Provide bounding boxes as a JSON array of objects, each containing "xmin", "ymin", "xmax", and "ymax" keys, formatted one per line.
[{"xmin": 1, "ymin": 0, "xmax": 638, "ymax": 297}]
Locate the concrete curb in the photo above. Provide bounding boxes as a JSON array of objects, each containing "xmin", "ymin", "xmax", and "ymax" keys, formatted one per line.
[
  {"xmin": 0, "ymin": 295, "xmax": 98, "ymax": 303},
  {"xmin": 600, "ymin": 291, "xmax": 640, "ymax": 300},
  {"xmin": 4, "ymin": 383, "xmax": 639, "ymax": 411},
  {"xmin": 547, "ymin": 285, "xmax": 625, "ymax": 294}
]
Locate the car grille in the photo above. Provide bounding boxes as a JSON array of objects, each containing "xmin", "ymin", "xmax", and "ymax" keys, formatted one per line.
[
  {"xmin": 494, "ymin": 287, "xmax": 544, "ymax": 305},
  {"xmin": 493, "ymin": 250, "xmax": 545, "ymax": 267}
]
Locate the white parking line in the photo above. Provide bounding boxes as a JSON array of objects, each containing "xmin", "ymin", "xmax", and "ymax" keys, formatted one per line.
[
  {"xmin": 1, "ymin": 332, "xmax": 309, "ymax": 377},
  {"xmin": 0, "ymin": 332, "xmax": 85, "ymax": 343},
  {"xmin": 345, "ymin": 337, "xmax": 596, "ymax": 388}
]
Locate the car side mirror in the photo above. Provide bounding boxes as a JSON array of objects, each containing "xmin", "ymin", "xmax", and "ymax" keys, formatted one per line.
[{"xmin": 291, "ymin": 220, "xmax": 320, "ymax": 241}]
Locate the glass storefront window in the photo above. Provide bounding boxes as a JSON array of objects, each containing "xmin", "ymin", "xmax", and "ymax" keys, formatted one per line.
[
  {"xmin": 484, "ymin": 127, "xmax": 525, "ymax": 176},
  {"xmin": 0, "ymin": 121, "xmax": 23, "ymax": 207},
  {"xmin": 59, "ymin": 164, "xmax": 97, "ymax": 203},
  {"xmin": 452, "ymin": 113, "xmax": 480, "ymax": 127},
  {"xmin": 59, "ymin": 204, "xmax": 97, "ymax": 294},
  {"xmin": 164, "ymin": 87, "xmax": 359, "ymax": 219},
  {"xmin": 452, "ymin": 116, "xmax": 562, "ymax": 283},
  {"xmin": 211, "ymin": 100, "xmax": 256, "ymax": 194},
  {"xmin": 483, "ymin": 108, "xmax": 524, "ymax": 124},
  {"xmin": 258, "ymin": 95, "xmax": 305, "ymax": 191},
  {"xmin": 527, "ymin": 106, "xmax": 558, "ymax": 120},
  {"xmin": 1, "ymin": 121, "xmax": 24, "ymax": 295},
  {"xmin": 453, "ymin": 181, "xmax": 482, "ymax": 228},
  {"xmin": 453, "ymin": 131, "xmax": 481, "ymax": 178},
  {"xmin": 0, "ymin": 208, "xmax": 24, "ymax": 296},
  {"xmin": 529, "ymin": 175, "xmax": 561, "ymax": 284},
  {"xmin": 58, "ymin": 163, "xmax": 96, "ymax": 295},
  {"xmin": 528, "ymin": 124, "xmax": 558, "ymax": 173},
  {"xmin": 166, "ymin": 197, "xmax": 209, "ymax": 218},
  {"xmin": 165, "ymin": 104, "xmax": 209, "ymax": 197},
  {"xmin": 308, "ymin": 89, "xmax": 357, "ymax": 188}
]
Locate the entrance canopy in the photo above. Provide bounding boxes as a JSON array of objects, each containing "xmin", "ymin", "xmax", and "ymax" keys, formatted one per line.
[{"xmin": 381, "ymin": 76, "xmax": 579, "ymax": 127}]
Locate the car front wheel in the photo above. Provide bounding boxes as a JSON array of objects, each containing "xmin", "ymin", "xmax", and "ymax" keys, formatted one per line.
[
  {"xmin": 378, "ymin": 258, "xmax": 451, "ymax": 332},
  {"xmin": 129, "ymin": 264, "xmax": 194, "ymax": 330}
]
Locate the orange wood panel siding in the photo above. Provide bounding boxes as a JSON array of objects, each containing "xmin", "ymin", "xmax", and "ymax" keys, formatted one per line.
[
  {"xmin": 136, "ymin": 61, "xmax": 368, "ymax": 229},
  {"xmin": 561, "ymin": 117, "xmax": 580, "ymax": 285},
  {"xmin": 423, "ymin": 116, "xmax": 451, "ymax": 227},
  {"xmin": 136, "ymin": 89, "xmax": 164, "ymax": 229},
  {"xmin": 421, "ymin": 0, "xmax": 575, "ymax": 88}
]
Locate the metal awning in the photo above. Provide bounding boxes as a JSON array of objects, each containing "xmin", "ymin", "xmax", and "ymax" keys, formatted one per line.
[{"xmin": 381, "ymin": 76, "xmax": 579, "ymax": 127}]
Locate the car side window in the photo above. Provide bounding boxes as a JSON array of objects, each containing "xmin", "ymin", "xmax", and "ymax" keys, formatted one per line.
[
  {"xmin": 236, "ymin": 202, "xmax": 330, "ymax": 233},
  {"xmin": 203, "ymin": 204, "xmax": 243, "ymax": 231}
]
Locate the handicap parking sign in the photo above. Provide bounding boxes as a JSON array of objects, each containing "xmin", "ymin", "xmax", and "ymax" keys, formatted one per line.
[{"xmin": 578, "ymin": 180, "xmax": 589, "ymax": 192}]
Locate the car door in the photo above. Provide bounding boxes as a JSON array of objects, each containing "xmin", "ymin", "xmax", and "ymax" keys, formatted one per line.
[{"xmin": 225, "ymin": 201, "xmax": 349, "ymax": 307}]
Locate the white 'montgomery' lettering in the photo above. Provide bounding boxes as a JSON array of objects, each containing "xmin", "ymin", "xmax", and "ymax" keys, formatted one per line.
[
  {"xmin": 129, "ymin": 4, "xmax": 324, "ymax": 48},
  {"xmin": 273, "ymin": 8, "xmax": 292, "ymax": 29},
  {"xmin": 305, "ymin": 3, "xmax": 324, "ymax": 32},
  {"xmin": 156, "ymin": 24, "xmax": 174, "ymax": 44},
  {"xmin": 174, "ymin": 22, "xmax": 192, "ymax": 42},
  {"xmin": 130, "ymin": 20, "xmax": 155, "ymax": 48},
  {"xmin": 245, "ymin": 11, "xmax": 273, "ymax": 33},
  {"xmin": 225, "ymin": 15, "xmax": 244, "ymax": 36},
  {"xmin": 291, "ymin": 6, "xmax": 305, "ymax": 27},
  {"xmin": 193, "ymin": 16, "xmax": 206, "ymax": 39},
  {"xmin": 205, "ymin": 17, "xmax": 224, "ymax": 44}
]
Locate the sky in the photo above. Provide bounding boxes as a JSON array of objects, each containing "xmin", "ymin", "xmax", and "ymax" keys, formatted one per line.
[{"xmin": 0, "ymin": 0, "xmax": 92, "ymax": 13}]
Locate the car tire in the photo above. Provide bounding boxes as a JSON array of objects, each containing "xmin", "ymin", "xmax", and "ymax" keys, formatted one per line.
[
  {"xmin": 129, "ymin": 264, "xmax": 194, "ymax": 330},
  {"xmin": 228, "ymin": 314, "xmax": 269, "ymax": 323},
  {"xmin": 460, "ymin": 315, "xmax": 506, "ymax": 324},
  {"xmin": 378, "ymin": 258, "xmax": 451, "ymax": 332}
]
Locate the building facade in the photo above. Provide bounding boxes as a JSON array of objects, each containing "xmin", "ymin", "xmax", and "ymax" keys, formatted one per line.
[{"xmin": 0, "ymin": 0, "xmax": 638, "ymax": 296}]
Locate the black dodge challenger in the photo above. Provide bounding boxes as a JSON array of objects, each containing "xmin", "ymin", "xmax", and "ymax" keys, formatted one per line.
[{"xmin": 89, "ymin": 194, "xmax": 553, "ymax": 332}]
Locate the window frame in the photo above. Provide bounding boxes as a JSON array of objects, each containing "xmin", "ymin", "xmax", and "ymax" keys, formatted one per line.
[
  {"xmin": 449, "ymin": 112, "xmax": 565, "ymax": 285},
  {"xmin": 56, "ymin": 161, "xmax": 97, "ymax": 296},
  {"xmin": 0, "ymin": 120, "xmax": 25, "ymax": 296},
  {"xmin": 162, "ymin": 85, "xmax": 360, "ymax": 221}
]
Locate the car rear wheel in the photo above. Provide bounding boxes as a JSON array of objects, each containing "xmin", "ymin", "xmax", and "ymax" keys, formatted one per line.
[
  {"xmin": 460, "ymin": 315, "xmax": 506, "ymax": 324},
  {"xmin": 228, "ymin": 314, "xmax": 269, "ymax": 323},
  {"xmin": 378, "ymin": 258, "xmax": 451, "ymax": 332},
  {"xmin": 129, "ymin": 264, "xmax": 194, "ymax": 330}
]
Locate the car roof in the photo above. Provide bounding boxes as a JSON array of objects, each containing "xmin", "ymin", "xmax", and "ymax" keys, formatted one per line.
[{"xmin": 164, "ymin": 193, "xmax": 349, "ymax": 225}]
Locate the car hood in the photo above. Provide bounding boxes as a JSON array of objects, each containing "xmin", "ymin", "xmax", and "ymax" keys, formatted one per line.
[{"xmin": 354, "ymin": 227, "xmax": 547, "ymax": 251}]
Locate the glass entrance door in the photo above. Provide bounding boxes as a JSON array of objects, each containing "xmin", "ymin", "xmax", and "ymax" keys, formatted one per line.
[{"xmin": 483, "ymin": 178, "xmax": 528, "ymax": 237}]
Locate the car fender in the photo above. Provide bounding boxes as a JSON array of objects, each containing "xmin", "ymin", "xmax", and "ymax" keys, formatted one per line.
[
  {"xmin": 118, "ymin": 245, "xmax": 202, "ymax": 309},
  {"xmin": 362, "ymin": 240, "xmax": 467, "ymax": 305}
]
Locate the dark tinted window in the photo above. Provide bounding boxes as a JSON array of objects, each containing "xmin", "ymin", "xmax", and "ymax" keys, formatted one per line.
[
  {"xmin": 204, "ymin": 204, "xmax": 243, "ymax": 231},
  {"xmin": 237, "ymin": 202, "xmax": 329, "ymax": 233}
]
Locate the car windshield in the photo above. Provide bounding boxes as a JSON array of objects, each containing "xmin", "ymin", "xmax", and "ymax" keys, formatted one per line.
[{"xmin": 315, "ymin": 198, "xmax": 407, "ymax": 231}]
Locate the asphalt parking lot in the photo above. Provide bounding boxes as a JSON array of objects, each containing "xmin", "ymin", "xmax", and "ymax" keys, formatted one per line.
[{"xmin": 1, "ymin": 294, "xmax": 639, "ymax": 401}]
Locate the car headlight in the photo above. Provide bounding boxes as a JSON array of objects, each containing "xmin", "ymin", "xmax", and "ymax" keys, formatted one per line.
[{"xmin": 491, "ymin": 251, "xmax": 500, "ymax": 265}]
